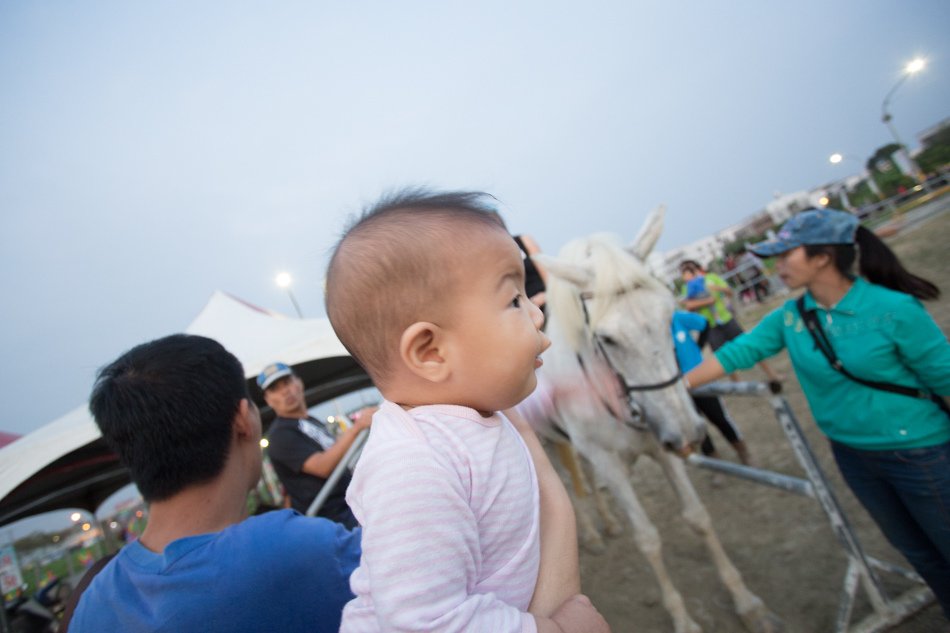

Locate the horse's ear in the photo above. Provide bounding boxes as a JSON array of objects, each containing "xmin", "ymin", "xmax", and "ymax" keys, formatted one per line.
[
  {"xmin": 627, "ymin": 204, "xmax": 666, "ymax": 260},
  {"xmin": 533, "ymin": 254, "xmax": 594, "ymax": 289}
]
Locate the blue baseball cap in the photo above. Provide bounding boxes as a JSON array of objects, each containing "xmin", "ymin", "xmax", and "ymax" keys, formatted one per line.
[
  {"xmin": 749, "ymin": 208, "xmax": 858, "ymax": 257},
  {"xmin": 257, "ymin": 362, "xmax": 294, "ymax": 390}
]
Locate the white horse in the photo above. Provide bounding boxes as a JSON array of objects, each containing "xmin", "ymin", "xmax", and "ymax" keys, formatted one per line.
[{"xmin": 535, "ymin": 207, "xmax": 781, "ymax": 633}]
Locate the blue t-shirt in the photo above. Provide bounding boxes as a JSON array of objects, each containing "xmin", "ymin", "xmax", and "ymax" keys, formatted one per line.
[
  {"xmin": 672, "ymin": 310, "xmax": 708, "ymax": 372},
  {"xmin": 71, "ymin": 510, "xmax": 360, "ymax": 633},
  {"xmin": 685, "ymin": 277, "xmax": 709, "ymax": 299}
]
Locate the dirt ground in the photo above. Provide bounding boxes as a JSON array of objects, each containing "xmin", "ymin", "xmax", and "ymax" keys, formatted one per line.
[{"xmin": 567, "ymin": 208, "xmax": 950, "ymax": 633}]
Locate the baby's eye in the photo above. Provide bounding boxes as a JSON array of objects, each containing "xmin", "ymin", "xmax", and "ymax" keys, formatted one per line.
[{"xmin": 511, "ymin": 294, "xmax": 523, "ymax": 308}]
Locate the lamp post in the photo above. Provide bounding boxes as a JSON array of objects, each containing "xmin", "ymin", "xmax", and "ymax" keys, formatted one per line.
[
  {"xmin": 275, "ymin": 272, "xmax": 304, "ymax": 318},
  {"xmin": 881, "ymin": 58, "xmax": 926, "ymax": 182}
]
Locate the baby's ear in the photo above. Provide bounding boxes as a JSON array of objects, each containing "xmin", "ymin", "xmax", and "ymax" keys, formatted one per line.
[{"xmin": 398, "ymin": 322, "xmax": 450, "ymax": 383}]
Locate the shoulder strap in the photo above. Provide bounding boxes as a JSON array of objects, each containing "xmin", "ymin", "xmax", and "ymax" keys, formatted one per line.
[
  {"xmin": 795, "ymin": 297, "xmax": 947, "ymax": 413},
  {"xmin": 59, "ymin": 552, "xmax": 116, "ymax": 633}
]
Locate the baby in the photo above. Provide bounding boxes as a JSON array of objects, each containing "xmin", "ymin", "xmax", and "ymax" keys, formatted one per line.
[{"xmin": 326, "ymin": 190, "xmax": 607, "ymax": 633}]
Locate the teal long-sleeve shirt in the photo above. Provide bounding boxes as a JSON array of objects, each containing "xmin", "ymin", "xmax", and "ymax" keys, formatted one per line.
[{"xmin": 714, "ymin": 278, "xmax": 950, "ymax": 450}]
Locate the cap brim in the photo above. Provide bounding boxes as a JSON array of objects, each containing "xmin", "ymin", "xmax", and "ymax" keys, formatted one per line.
[{"xmin": 748, "ymin": 239, "xmax": 794, "ymax": 257}]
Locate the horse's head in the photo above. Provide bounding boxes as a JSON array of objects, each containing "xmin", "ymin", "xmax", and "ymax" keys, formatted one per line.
[{"xmin": 537, "ymin": 206, "xmax": 705, "ymax": 452}]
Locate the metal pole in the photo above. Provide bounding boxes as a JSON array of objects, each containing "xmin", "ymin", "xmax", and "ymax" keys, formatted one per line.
[
  {"xmin": 686, "ymin": 453, "xmax": 814, "ymax": 497},
  {"xmin": 766, "ymin": 395, "xmax": 891, "ymax": 616},
  {"xmin": 306, "ymin": 429, "xmax": 368, "ymax": 517},
  {"xmin": 688, "ymin": 381, "xmax": 937, "ymax": 629},
  {"xmin": 881, "ymin": 74, "xmax": 924, "ymax": 183},
  {"xmin": 285, "ymin": 288, "xmax": 304, "ymax": 318}
]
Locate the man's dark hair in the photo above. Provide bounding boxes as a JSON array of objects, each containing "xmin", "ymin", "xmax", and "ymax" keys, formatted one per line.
[{"xmin": 89, "ymin": 334, "xmax": 249, "ymax": 502}]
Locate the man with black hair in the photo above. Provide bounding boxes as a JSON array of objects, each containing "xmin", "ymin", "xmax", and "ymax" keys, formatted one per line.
[{"xmin": 69, "ymin": 334, "xmax": 360, "ymax": 633}]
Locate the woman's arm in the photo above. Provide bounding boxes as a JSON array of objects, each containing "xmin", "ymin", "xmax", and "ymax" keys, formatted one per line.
[
  {"xmin": 891, "ymin": 297, "xmax": 950, "ymax": 396},
  {"xmin": 684, "ymin": 355, "xmax": 727, "ymax": 390}
]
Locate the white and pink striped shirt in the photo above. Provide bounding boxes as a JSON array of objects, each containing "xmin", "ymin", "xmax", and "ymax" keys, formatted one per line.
[{"xmin": 341, "ymin": 401, "xmax": 540, "ymax": 633}]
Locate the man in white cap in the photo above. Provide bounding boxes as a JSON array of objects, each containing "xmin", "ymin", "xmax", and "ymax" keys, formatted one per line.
[{"xmin": 259, "ymin": 362, "xmax": 373, "ymax": 528}]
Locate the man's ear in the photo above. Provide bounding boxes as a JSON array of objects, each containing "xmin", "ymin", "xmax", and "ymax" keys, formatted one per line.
[
  {"xmin": 233, "ymin": 399, "xmax": 254, "ymax": 438},
  {"xmin": 399, "ymin": 322, "xmax": 450, "ymax": 383}
]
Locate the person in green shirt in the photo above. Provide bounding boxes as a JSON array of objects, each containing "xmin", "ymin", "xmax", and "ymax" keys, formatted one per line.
[
  {"xmin": 678, "ymin": 259, "xmax": 782, "ymax": 383},
  {"xmin": 685, "ymin": 208, "xmax": 950, "ymax": 617}
]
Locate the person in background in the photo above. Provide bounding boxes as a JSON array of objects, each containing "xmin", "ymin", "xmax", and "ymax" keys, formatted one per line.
[
  {"xmin": 679, "ymin": 259, "xmax": 782, "ymax": 384},
  {"xmin": 261, "ymin": 362, "xmax": 374, "ymax": 528},
  {"xmin": 514, "ymin": 233, "xmax": 548, "ymax": 313},
  {"xmin": 672, "ymin": 310, "xmax": 751, "ymax": 464},
  {"xmin": 326, "ymin": 189, "xmax": 609, "ymax": 633},
  {"xmin": 69, "ymin": 335, "xmax": 360, "ymax": 633},
  {"xmin": 685, "ymin": 209, "xmax": 950, "ymax": 618}
]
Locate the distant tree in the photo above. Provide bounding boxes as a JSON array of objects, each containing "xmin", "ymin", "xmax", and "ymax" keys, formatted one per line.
[
  {"xmin": 916, "ymin": 144, "xmax": 950, "ymax": 175},
  {"xmin": 866, "ymin": 143, "xmax": 915, "ymax": 197},
  {"xmin": 847, "ymin": 180, "xmax": 879, "ymax": 208},
  {"xmin": 910, "ymin": 125, "xmax": 950, "ymax": 176}
]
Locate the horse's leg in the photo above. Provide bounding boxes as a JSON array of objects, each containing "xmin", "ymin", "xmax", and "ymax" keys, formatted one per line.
[
  {"xmin": 578, "ymin": 453, "xmax": 624, "ymax": 537},
  {"xmin": 554, "ymin": 440, "xmax": 607, "ymax": 553},
  {"xmin": 656, "ymin": 452, "xmax": 783, "ymax": 633},
  {"xmin": 555, "ymin": 440, "xmax": 589, "ymax": 496},
  {"xmin": 582, "ymin": 443, "xmax": 701, "ymax": 633}
]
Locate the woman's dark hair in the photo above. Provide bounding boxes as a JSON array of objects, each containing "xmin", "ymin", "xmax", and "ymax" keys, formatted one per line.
[{"xmin": 804, "ymin": 226, "xmax": 939, "ymax": 300}]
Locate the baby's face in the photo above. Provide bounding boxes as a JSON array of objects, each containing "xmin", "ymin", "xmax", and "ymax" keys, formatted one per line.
[{"xmin": 445, "ymin": 227, "xmax": 550, "ymax": 414}]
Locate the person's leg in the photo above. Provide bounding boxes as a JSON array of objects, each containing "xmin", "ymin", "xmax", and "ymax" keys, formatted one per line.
[
  {"xmin": 831, "ymin": 441, "xmax": 950, "ymax": 617},
  {"xmin": 710, "ymin": 322, "xmax": 743, "ymax": 382},
  {"xmin": 694, "ymin": 396, "xmax": 750, "ymax": 465},
  {"xmin": 690, "ymin": 396, "xmax": 718, "ymax": 457}
]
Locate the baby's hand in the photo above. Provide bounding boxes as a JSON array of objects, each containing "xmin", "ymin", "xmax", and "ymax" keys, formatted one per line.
[{"xmin": 551, "ymin": 594, "xmax": 611, "ymax": 633}]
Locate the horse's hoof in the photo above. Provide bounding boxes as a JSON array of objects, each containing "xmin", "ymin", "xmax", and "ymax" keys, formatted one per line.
[
  {"xmin": 740, "ymin": 607, "xmax": 784, "ymax": 633},
  {"xmin": 579, "ymin": 531, "xmax": 607, "ymax": 554},
  {"xmin": 674, "ymin": 618, "xmax": 702, "ymax": 633}
]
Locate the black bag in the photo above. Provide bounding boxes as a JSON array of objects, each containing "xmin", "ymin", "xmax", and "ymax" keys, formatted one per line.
[{"xmin": 796, "ymin": 296, "xmax": 950, "ymax": 417}]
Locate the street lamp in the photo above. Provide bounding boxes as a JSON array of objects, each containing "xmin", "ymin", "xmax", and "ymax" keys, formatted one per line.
[
  {"xmin": 275, "ymin": 271, "xmax": 304, "ymax": 318},
  {"xmin": 881, "ymin": 57, "xmax": 926, "ymax": 181}
]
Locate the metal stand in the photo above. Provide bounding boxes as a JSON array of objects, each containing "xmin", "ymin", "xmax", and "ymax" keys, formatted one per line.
[
  {"xmin": 306, "ymin": 429, "xmax": 369, "ymax": 518},
  {"xmin": 689, "ymin": 382, "xmax": 935, "ymax": 632}
]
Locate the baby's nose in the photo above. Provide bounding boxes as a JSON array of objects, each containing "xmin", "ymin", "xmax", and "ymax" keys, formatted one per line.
[{"xmin": 530, "ymin": 302, "xmax": 545, "ymax": 329}]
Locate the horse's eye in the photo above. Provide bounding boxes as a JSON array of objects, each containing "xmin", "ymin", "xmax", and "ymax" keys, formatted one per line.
[{"xmin": 600, "ymin": 335, "xmax": 618, "ymax": 346}]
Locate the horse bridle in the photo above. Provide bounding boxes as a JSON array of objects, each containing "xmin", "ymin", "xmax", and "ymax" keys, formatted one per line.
[{"xmin": 576, "ymin": 290, "xmax": 682, "ymax": 427}]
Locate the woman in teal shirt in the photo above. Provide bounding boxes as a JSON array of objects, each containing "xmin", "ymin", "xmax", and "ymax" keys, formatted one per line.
[{"xmin": 685, "ymin": 208, "xmax": 950, "ymax": 617}]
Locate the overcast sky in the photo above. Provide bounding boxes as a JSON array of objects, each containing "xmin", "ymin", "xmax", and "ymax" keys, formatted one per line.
[{"xmin": 1, "ymin": 1, "xmax": 948, "ymax": 436}]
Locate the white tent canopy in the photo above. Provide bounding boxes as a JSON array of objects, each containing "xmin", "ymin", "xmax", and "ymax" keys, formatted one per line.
[{"xmin": 0, "ymin": 291, "xmax": 362, "ymax": 526}]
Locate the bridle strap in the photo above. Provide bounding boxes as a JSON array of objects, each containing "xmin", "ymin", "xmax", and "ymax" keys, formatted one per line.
[
  {"xmin": 574, "ymin": 351, "xmax": 644, "ymax": 429},
  {"xmin": 579, "ymin": 292, "xmax": 682, "ymax": 395}
]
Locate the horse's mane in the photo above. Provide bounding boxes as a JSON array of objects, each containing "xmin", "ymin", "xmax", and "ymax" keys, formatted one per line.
[{"xmin": 547, "ymin": 233, "xmax": 668, "ymax": 352}]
